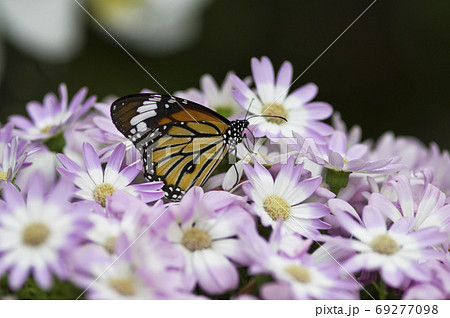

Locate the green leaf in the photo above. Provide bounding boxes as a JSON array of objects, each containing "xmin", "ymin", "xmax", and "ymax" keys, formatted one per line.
[{"xmin": 43, "ymin": 131, "xmax": 66, "ymax": 154}]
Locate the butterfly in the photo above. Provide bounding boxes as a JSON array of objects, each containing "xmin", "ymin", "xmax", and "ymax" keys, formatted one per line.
[{"xmin": 111, "ymin": 93, "xmax": 250, "ymax": 201}]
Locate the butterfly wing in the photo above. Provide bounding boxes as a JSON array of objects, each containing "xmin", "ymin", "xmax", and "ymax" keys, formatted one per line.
[{"xmin": 111, "ymin": 94, "xmax": 232, "ymax": 200}]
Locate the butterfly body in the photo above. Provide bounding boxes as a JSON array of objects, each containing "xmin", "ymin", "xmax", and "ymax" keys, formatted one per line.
[{"xmin": 111, "ymin": 93, "xmax": 248, "ymax": 201}]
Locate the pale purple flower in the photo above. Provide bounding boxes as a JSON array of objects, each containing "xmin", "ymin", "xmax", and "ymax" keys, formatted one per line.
[
  {"xmin": 426, "ymin": 143, "xmax": 450, "ymax": 197},
  {"xmin": 57, "ymin": 142, "xmax": 163, "ymax": 207},
  {"xmin": 0, "ymin": 172, "xmax": 90, "ymax": 290},
  {"xmin": 231, "ymin": 56, "xmax": 333, "ymax": 141},
  {"xmin": 243, "ymin": 157, "xmax": 330, "ymax": 239},
  {"xmin": 70, "ymin": 238, "xmax": 191, "ymax": 299},
  {"xmin": 69, "ymin": 198, "xmax": 193, "ymax": 299},
  {"xmin": 403, "ymin": 255, "xmax": 450, "ymax": 300},
  {"xmin": 175, "ymin": 72, "xmax": 246, "ymax": 118},
  {"xmin": 0, "ymin": 123, "xmax": 32, "ymax": 186},
  {"xmin": 330, "ymin": 207, "xmax": 447, "ymax": 288},
  {"xmin": 210, "ymin": 137, "xmax": 282, "ymax": 191},
  {"xmin": 9, "ymin": 83, "xmax": 96, "ymax": 142},
  {"xmin": 84, "ymin": 191, "xmax": 166, "ymax": 255},
  {"xmin": 308, "ymin": 130, "xmax": 405, "ymax": 174},
  {"xmin": 369, "ymin": 175, "xmax": 450, "ymax": 247},
  {"xmin": 158, "ymin": 187, "xmax": 252, "ymax": 295},
  {"xmin": 240, "ymin": 222, "xmax": 359, "ymax": 299},
  {"xmin": 86, "ymin": 99, "xmax": 141, "ymax": 163},
  {"xmin": 13, "ymin": 149, "xmax": 57, "ymax": 193},
  {"xmin": 370, "ymin": 132, "xmax": 428, "ymax": 172},
  {"xmin": 331, "ymin": 112, "xmax": 362, "ymax": 149},
  {"xmin": 62, "ymin": 112, "xmax": 103, "ymax": 166}
]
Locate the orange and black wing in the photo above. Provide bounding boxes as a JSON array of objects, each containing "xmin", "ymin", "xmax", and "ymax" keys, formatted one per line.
[{"xmin": 111, "ymin": 94, "xmax": 232, "ymax": 200}]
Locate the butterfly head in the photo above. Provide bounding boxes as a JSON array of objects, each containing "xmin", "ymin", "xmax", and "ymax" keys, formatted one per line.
[{"xmin": 224, "ymin": 120, "xmax": 249, "ymax": 151}]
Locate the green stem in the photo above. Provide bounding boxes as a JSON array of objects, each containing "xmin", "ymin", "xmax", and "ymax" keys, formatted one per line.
[{"xmin": 379, "ymin": 278, "xmax": 387, "ymax": 300}]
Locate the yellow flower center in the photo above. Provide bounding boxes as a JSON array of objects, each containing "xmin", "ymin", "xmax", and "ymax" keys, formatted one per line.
[
  {"xmin": 22, "ymin": 222, "xmax": 50, "ymax": 246},
  {"xmin": 109, "ymin": 277, "xmax": 136, "ymax": 296},
  {"xmin": 0, "ymin": 171, "xmax": 7, "ymax": 181},
  {"xmin": 40, "ymin": 125, "xmax": 52, "ymax": 134},
  {"xmin": 370, "ymin": 234, "xmax": 399, "ymax": 255},
  {"xmin": 285, "ymin": 264, "xmax": 311, "ymax": 283},
  {"xmin": 93, "ymin": 183, "xmax": 116, "ymax": 207},
  {"xmin": 262, "ymin": 103, "xmax": 289, "ymax": 125},
  {"xmin": 181, "ymin": 228, "xmax": 212, "ymax": 252},
  {"xmin": 104, "ymin": 236, "xmax": 117, "ymax": 254},
  {"xmin": 263, "ymin": 194, "xmax": 291, "ymax": 221}
]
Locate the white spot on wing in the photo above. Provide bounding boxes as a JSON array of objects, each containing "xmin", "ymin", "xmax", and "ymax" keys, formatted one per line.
[
  {"xmin": 137, "ymin": 104, "xmax": 157, "ymax": 112},
  {"xmin": 137, "ymin": 122, "xmax": 147, "ymax": 132},
  {"xmin": 130, "ymin": 111, "xmax": 156, "ymax": 125}
]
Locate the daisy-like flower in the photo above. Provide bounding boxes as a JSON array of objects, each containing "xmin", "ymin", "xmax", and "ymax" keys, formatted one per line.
[
  {"xmin": 369, "ymin": 175, "xmax": 450, "ymax": 246},
  {"xmin": 92, "ymin": 0, "xmax": 211, "ymax": 55},
  {"xmin": 84, "ymin": 191, "xmax": 165, "ymax": 255},
  {"xmin": 308, "ymin": 130, "xmax": 405, "ymax": 175},
  {"xmin": 9, "ymin": 83, "xmax": 96, "ymax": 142},
  {"xmin": 0, "ymin": 123, "xmax": 33, "ymax": 187},
  {"xmin": 57, "ymin": 142, "xmax": 163, "ymax": 208},
  {"xmin": 426, "ymin": 143, "xmax": 450, "ymax": 197},
  {"xmin": 70, "ymin": 200, "xmax": 193, "ymax": 299},
  {"xmin": 175, "ymin": 72, "xmax": 246, "ymax": 118},
  {"xmin": 330, "ymin": 207, "xmax": 447, "ymax": 288},
  {"xmin": 159, "ymin": 187, "xmax": 252, "ymax": 295},
  {"xmin": 240, "ymin": 222, "xmax": 359, "ymax": 299},
  {"xmin": 231, "ymin": 56, "xmax": 333, "ymax": 141},
  {"xmin": 243, "ymin": 157, "xmax": 330, "ymax": 239},
  {"xmin": 370, "ymin": 131, "xmax": 428, "ymax": 172},
  {"xmin": 206, "ymin": 137, "xmax": 281, "ymax": 191},
  {"xmin": 0, "ymin": 172, "xmax": 89, "ymax": 290},
  {"xmin": 403, "ymin": 255, "xmax": 450, "ymax": 300},
  {"xmin": 71, "ymin": 240, "xmax": 191, "ymax": 300},
  {"xmin": 86, "ymin": 99, "xmax": 141, "ymax": 163}
]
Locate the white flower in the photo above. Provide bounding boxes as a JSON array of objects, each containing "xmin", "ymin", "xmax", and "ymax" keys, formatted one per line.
[
  {"xmin": 243, "ymin": 157, "xmax": 329, "ymax": 239},
  {"xmin": 0, "ymin": 174, "xmax": 88, "ymax": 290}
]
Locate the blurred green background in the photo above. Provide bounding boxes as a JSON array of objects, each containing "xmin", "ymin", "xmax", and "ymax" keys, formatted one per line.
[{"xmin": 0, "ymin": 0, "xmax": 449, "ymax": 148}]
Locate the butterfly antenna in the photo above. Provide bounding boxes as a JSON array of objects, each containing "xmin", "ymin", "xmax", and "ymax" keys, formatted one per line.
[
  {"xmin": 247, "ymin": 114, "xmax": 288, "ymax": 122},
  {"xmin": 244, "ymin": 98, "xmax": 255, "ymax": 120}
]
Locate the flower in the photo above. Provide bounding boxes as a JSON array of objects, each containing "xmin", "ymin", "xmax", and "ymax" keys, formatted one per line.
[
  {"xmin": 368, "ymin": 175, "xmax": 450, "ymax": 247},
  {"xmin": 0, "ymin": 173, "xmax": 89, "ymax": 290},
  {"xmin": 370, "ymin": 132, "xmax": 428, "ymax": 172},
  {"xmin": 70, "ymin": 201, "xmax": 193, "ymax": 299},
  {"xmin": 330, "ymin": 207, "xmax": 447, "ymax": 288},
  {"xmin": 70, "ymin": 241, "xmax": 191, "ymax": 299},
  {"xmin": 208, "ymin": 137, "xmax": 281, "ymax": 191},
  {"xmin": 308, "ymin": 130, "xmax": 405, "ymax": 174},
  {"xmin": 426, "ymin": 143, "xmax": 450, "ymax": 196},
  {"xmin": 175, "ymin": 72, "xmax": 246, "ymax": 118},
  {"xmin": 86, "ymin": 99, "xmax": 141, "ymax": 163},
  {"xmin": 159, "ymin": 187, "xmax": 252, "ymax": 295},
  {"xmin": 57, "ymin": 142, "xmax": 163, "ymax": 207},
  {"xmin": 231, "ymin": 56, "xmax": 333, "ymax": 141},
  {"xmin": 240, "ymin": 222, "xmax": 359, "ymax": 299},
  {"xmin": 9, "ymin": 84, "xmax": 96, "ymax": 142},
  {"xmin": 0, "ymin": 0, "xmax": 83, "ymax": 63},
  {"xmin": 0, "ymin": 123, "xmax": 33, "ymax": 187},
  {"xmin": 403, "ymin": 255, "xmax": 450, "ymax": 300},
  {"xmin": 243, "ymin": 157, "xmax": 330, "ymax": 239},
  {"xmin": 91, "ymin": 0, "xmax": 212, "ymax": 55}
]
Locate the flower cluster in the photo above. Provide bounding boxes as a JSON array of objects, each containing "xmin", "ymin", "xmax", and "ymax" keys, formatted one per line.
[{"xmin": 0, "ymin": 57, "xmax": 448, "ymax": 300}]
